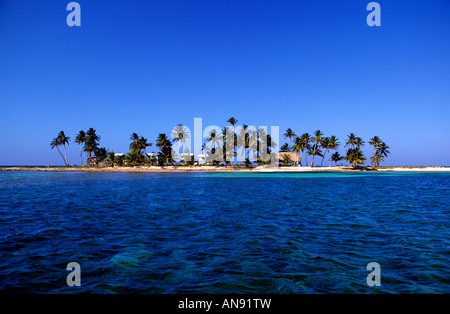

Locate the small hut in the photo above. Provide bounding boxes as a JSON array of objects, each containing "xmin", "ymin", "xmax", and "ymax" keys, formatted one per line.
[{"xmin": 276, "ymin": 152, "xmax": 300, "ymax": 165}]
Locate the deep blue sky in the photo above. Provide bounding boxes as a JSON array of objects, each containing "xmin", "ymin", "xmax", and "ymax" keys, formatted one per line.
[{"xmin": 0, "ymin": 0, "xmax": 449, "ymax": 166}]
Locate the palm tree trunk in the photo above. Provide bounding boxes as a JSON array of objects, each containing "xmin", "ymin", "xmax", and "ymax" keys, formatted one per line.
[
  {"xmin": 299, "ymin": 150, "xmax": 303, "ymax": 166},
  {"xmin": 321, "ymin": 149, "xmax": 327, "ymax": 167},
  {"xmin": 63, "ymin": 144, "xmax": 69, "ymax": 166},
  {"xmin": 56, "ymin": 146, "xmax": 67, "ymax": 166},
  {"xmin": 80, "ymin": 147, "xmax": 84, "ymax": 167},
  {"xmin": 310, "ymin": 143, "xmax": 317, "ymax": 167},
  {"xmin": 372, "ymin": 148, "xmax": 376, "ymax": 167}
]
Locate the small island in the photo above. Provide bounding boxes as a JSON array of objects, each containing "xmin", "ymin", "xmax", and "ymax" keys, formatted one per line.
[{"xmin": 2, "ymin": 117, "xmax": 448, "ymax": 172}]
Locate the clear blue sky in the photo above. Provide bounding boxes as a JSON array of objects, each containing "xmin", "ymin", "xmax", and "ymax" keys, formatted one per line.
[{"xmin": 0, "ymin": 0, "xmax": 449, "ymax": 166}]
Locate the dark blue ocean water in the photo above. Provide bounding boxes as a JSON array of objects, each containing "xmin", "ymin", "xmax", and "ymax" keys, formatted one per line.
[{"xmin": 0, "ymin": 171, "xmax": 448, "ymax": 294}]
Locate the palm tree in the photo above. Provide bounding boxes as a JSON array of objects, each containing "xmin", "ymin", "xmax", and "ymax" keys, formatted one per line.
[
  {"xmin": 129, "ymin": 133, "xmax": 140, "ymax": 152},
  {"xmin": 226, "ymin": 118, "xmax": 238, "ymax": 160},
  {"xmin": 156, "ymin": 133, "xmax": 173, "ymax": 165},
  {"xmin": 345, "ymin": 133, "xmax": 360, "ymax": 166},
  {"xmin": 310, "ymin": 130, "xmax": 323, "ymax": 167},
  {"xmin": 355, "ymin": 137, "xmax": 365, "ymax": 148},
  {"xmin": 369, "ymin": 136, "xmax": 382, "ymax": 167},
  {"xmin": 280, "ymin": 143, "xmax": 290, "ymax": 152},
  {"xmin": 207, "ymin": 129, "xmax": 222, "ymax": 152},
  {"xmin": 320, "ymin": 137, "xmax": 330, "ymax": 167},
  {"xmin": 370, "ymin": 141, "xmax": 390, "ymax": 168},
  {"xmin": 106, "ymin": 152, "xmax": 116, "ymax": 167},
  {"xmin": 331, "ymin": 152, "xmax": 344, "ymax": 166},
  {"xmin": 378, "ymin": 141, "xmax": 390, "ymax": 158},
  {"xmin": 281, "ymin": 154, "xmax": 293, "ymax": 166},
  {"xmin": 125, "ymin": 151, "xmax": 140, "ymax": 167},
  {"xmin": 84, "ymin": 128, "xmax": 100, "ymax": 166},
  {"xmin": 346, "ymin": 147, "xmax": 366, "ymax": 168},
  {"xmin": 283, "ymin": 128, "xmax": 296, "ymax": 152},
  {"xmin": 206, "ymin": 128, "xmax": 223, "ymax": 164},
  {"xmin": 139, "ymin": 136, "xmax": 152, "ymax": 155},
  {"xmin": 292, "ymin": 136, "xmax": 304, "ymax": 166},
  {"xmin": 300, "ymin": 133, "xmax": 311, "ymax": 166},
  {"xmin": 129, "ymin": 133, "xmax": 151, "ymax": 165},
  {"xmin": 227, "ymin": 117, "xmax": 238, "ymax": 127},
  {"xmin": 50, "ymin": 131, "xmax": 70, "ymax": 166},
  {"xmin": 51, "ymin": 131, "xmax": 70, "ymax": 166},
  {"xmin": 172, "ymin": 124, "xmax": 190, "ymax": 164},
  {"xmin": 309, "ymin": 147, "xmax": 323, "ymax": 166},
  {"xmin": 327, "ymin": 135, "xmax": 340, "ymax": 167},
  {"xmin": 74, "ymin": 130, "xmax": 87, "ymax": 166},
  {"xmin": 370, "ymin": 151, "xmax": 384, "ymax": 168},
  {"xmin": 115, "ymin": 154, "xmax": 125, "ymax": 167},
  {"xmin": 237, "ymin": 124, "xmax": 249, "ymax": 164},
  {"xmin": 256, "ymin": 132, "xmax": 273, "ymax": 165},
  {"xmin": 94, "ymin": 147, "xmax": 108, "ymax": 166},
  {"xmin": 345, "ymin": 133, "xmax": 357, "ymax": 149},
  {"xmin": 247, "ymin": 129, "xmax": 258, "ymax": 162}
]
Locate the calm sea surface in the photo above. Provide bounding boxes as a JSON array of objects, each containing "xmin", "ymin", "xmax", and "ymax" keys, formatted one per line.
[{"xmin": 0, "ymin": 171, "xmax": 448, "ymax": 293}]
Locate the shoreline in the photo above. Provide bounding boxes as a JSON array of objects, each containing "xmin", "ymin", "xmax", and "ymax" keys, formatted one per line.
[{"xmin": 0, "ymin": 166, "xmax": 449, "ymax": 173}]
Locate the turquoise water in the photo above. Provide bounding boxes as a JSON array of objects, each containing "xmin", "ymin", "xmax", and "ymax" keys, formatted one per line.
[{"xmin": 0, "ymin": 171, "xmax": 448, "ymax": 293}]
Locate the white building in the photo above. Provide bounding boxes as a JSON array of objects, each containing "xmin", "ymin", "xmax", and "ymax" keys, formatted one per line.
[
  {"xmin": 197, "ymin": 154, "xmax": 207, "ymax": 165},
  {"xmin": 180, "ymin": 153, "xmax": 194, "ymax": 164}
]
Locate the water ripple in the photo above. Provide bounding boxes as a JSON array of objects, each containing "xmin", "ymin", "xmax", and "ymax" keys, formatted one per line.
[{"xmin": 0, "ymin": 171, "xmax": 448, "ymax": 293}]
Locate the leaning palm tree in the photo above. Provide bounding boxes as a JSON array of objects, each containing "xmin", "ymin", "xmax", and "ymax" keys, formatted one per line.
[
  {"xmin": 51, "ymin": 131, "xmax": 70, "ymax": 166},
  {"xmin": 370, "ymin": 151, "xmax": 384, "ymax": 168},
  {"xmin": 309, "ymin": 147, "xmax": 323, "ymax": 167},
  {"xmin": 74, "ymin": 130, "xmax": 87, "ymax": 166},
  {"xmin": 139, "ymin": 136, "xmax": 152, "ymax": 155},
  {"xmin": 51, "ymin": 134, "xmax": 68, "ymax": 166},
  {"xmin": 371, "ymin": 141, "xmax": 391, "ymax": 168},
  {"xmin": 310, "ymin": 130, "xmax": 323, "ymax": 167},
  {"xmin": 320, "ymin": 137, "xmax": 330, "ymax": 167},
  {"xmin": 378, "ymin": 141, "xmax": 390, "ymax": 158},
  {"xmin": 283, "ymin": 128, "xmax": 297, "ymax": 152},
  {"xmin": 369, "ymin": 136, "xmax": 382, "ymax": 167}
]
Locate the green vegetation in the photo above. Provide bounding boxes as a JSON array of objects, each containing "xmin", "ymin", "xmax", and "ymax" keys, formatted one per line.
[{"xmin": 50, "ymin": 119, "xmax": 390, "ymax": 169}]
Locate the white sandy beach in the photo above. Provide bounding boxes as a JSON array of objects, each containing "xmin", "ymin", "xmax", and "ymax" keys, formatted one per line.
[{"xmin": 0, "ymin": 166, "xmax": 449, "ymax": 172}]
